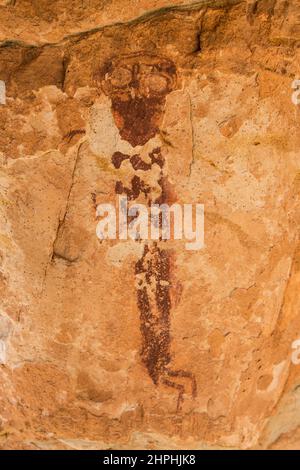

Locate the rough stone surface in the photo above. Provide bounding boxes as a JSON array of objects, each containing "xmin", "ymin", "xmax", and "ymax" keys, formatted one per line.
[{"xmin": 0, "ymin": 0, "xmax": 300, "ymax": 450}]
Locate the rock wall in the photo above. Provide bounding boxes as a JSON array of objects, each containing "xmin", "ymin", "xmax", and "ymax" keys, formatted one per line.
[{"xmin": 0, "ymin": 0, "xmax": 300, "ymax": 450}]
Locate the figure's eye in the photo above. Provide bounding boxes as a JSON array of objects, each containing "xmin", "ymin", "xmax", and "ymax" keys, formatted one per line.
[
  {"xmin": 141, "ymin": 73, "xmax": 169, "ymax": 93},
  {"xmin": 108, "ymin": 67, "xmax": 132, "ymax": 87}
]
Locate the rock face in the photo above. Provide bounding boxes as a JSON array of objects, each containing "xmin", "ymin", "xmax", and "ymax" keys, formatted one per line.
[{"xmin": 0, "ymin": 0, "xmax": 300, "ymax": 450}]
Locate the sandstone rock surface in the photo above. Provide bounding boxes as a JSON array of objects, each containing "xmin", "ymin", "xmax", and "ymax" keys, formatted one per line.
[{"xmin": 0, "ymin": 0, "xmax": 300, "ymax": 450}]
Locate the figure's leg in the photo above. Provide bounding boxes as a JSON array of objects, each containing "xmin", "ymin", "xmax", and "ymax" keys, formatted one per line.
[
  {"xmin": 165, "ymin": 368, "xmax": 197, "ymax": 398},
  {"xmin": 161, "ymin": 378, "xmax": 185, "ymax": 412}
]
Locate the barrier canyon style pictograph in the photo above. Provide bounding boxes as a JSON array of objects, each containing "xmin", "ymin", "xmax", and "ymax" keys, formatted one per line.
[{"xmin": 96, "ymin": 53, "xmax": 197, "ymax": 411}]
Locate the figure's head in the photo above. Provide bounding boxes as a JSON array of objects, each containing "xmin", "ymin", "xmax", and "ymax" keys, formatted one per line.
[{"xmin": 95, "ymin": 53, "xmax": 177, "ymax": 146}]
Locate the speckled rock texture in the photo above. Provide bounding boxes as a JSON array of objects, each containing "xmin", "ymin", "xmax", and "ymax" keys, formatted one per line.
[{"xmin": 0, "ymin": 0, "xmax": 300, "ymax": 450}]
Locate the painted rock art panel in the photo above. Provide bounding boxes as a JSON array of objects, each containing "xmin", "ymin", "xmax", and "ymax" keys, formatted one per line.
[
  {"xmin": 0, "ymin": 0, "xmax": 300, "ymax": 450},
  {"xmin": 97, "ymin": 53, "xmax": 196, "ymax": 410}
]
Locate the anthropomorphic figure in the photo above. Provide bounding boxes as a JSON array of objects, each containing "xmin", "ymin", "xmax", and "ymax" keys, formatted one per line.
[{"xmin": 96, "ymin": 53, "xmax": 197, "ymax": 411}]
